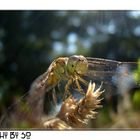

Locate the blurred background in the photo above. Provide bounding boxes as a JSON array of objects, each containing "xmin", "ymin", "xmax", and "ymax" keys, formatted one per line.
[{"xmin": 0, "ymin": 11, "xmax": 140, "ymax": 129}]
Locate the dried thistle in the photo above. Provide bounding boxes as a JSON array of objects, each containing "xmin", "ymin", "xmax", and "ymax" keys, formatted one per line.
[{"xmin": 43, "ymin": 82, "xmax": 104, "ymax": 129}]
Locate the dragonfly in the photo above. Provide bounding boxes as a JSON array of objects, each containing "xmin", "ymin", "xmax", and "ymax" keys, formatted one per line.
[
  {"xmin": 27, "ymin": 55, "xmax": 138, "ymax": 114},
  {"xmin": 29, "ymin": 55, "xmax": 138, "ymax": 98},
  {"xmin": 0, "ymin": 55, "xmax": 138, "ymax": 128}
]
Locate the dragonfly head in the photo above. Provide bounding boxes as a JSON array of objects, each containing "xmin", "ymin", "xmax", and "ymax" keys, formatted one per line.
[{"xmin": 67, "ymin": 55, "xmax": 88, "ymax": 75}]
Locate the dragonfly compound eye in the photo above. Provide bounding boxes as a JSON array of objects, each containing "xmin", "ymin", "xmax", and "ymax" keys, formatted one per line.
[
  {"xmin": 67, "ymin": 55, "xmax": 88, "ymax": 75},
  {"xmin": 75, "ymin": 55, "xmax": 88, "ymax": 75}
]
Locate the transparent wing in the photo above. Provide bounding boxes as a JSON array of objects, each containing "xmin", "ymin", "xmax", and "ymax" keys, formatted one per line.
[
  {"xmin": 84, "ymin": 57, "xmax": 138, "ymax": 85},
  {"xmin": 86, "ymin": 57, "xmax": 137, "ymax": 71}
]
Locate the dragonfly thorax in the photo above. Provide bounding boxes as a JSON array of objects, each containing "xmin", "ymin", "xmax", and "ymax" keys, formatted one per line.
[{"xmin": 53, "ymin": 57, "xmax": 68, "ymax": 79}]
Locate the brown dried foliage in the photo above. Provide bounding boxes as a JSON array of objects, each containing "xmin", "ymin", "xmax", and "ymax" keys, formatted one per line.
[{"xmin": 43, "ymin": 82, "xmax": 103, "ymax": 130}]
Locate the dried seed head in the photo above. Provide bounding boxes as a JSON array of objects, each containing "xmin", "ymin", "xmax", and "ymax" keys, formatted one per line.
[{"xmin": 44, "ymin": 82, "xmax": 104, "ymax": 129}]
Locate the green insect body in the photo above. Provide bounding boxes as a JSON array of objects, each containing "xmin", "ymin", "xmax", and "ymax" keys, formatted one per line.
[{"xmin": 30, "ymin": 55, "xmax": 89, "ymax": 99}]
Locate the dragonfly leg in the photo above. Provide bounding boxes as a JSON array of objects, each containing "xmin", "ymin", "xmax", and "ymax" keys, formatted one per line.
[
  {"xmin": 52, "ymin": 88, "xmax": 57, "ymax": 107},
  {"xmin": 77, "ymin": 75, "xmax": 88, "ymax": 86},
  {"xmin": 63, "ymin": 78, "xmax": 73, "ymax": 100},
  {"xmin": 57, "ymin": 83, "xmax": 63, "ymax": 94},
  {"xmin": 75, "ymin": 77, "xmax": 85, "ymax": 95}
]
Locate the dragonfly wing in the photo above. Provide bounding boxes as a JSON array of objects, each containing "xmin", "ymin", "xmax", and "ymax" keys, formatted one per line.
[
  {"xmin": 86, "ymin": 57, "xmax": 138, "ymax": 71},
  {"xmin": 83, "ymin": 70, "xmax": 117, "ymax": 86},
  {"xmin": 86, "ymin": 57, "xmax": 122, "ymax": 71},
  {"xmin": 30, "ymin": 71, "xmax": 50, "ymax": 94},
  {"xmin": 84, "ymin": 57, "xmax": 138, "ymax": 87}
]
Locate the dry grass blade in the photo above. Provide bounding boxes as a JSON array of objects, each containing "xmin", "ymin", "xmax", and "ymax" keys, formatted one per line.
[{"xmin": 43, "ymin": 82, "xmax": 104, "ymax": 129}]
